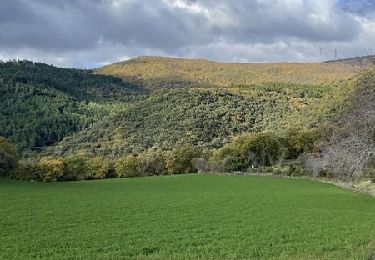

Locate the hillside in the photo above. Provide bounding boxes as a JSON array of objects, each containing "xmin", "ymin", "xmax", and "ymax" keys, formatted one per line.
[
  {"xmin": 97, "ymin": 56, "xmax": 356, "ymax": 89},
  {"xmin": 51, "ymin": 82, "xmax": 351, "ymax": 157},
  {"xmin": 0, "ymin": 60, "xmax": 144, "ymax": 156},
  {"xmin": 0, "ymin": 58, "xmax": 360, "ymax": 158},
  {"xmin": 52, "ymin": 56, "xmax": 353, "ymax": 157}
]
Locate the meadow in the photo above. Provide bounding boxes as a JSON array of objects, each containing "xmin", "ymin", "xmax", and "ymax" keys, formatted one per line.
[{"xmin": 1, "ymin": 174, "xmax": 374, "ymax": 259}]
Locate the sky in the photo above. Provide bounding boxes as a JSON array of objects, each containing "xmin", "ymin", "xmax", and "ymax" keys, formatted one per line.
[{"xmin": 0, "ymin": 0, "xmax": 375, "ymax": 68}]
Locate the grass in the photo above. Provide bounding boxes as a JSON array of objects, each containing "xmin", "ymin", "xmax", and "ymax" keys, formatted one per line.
[{"xmin": 1, "ymin": 174, "xmax": 375, "ymax": 259}]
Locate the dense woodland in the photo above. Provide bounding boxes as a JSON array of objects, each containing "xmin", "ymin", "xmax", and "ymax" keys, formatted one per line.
[
  {"xmin": 0, "ymin": 60, "xmax": 144, "ymax": 156},
  {"xmin": 0, "ymin": 58, "xmax": 373, "ymax": 182}
]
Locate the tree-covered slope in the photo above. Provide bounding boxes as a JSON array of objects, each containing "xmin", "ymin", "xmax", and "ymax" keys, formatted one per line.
[
  {"xmin": 0, "ymin": 59, "xmax": 357, "ymax": 158},
  {"xmin": 51, "ymin": 81, "xmax": 352, "ymax": 157},
  {"xmin": 0, "ymin": 60, "xmax": 144, "ymax": 156}
]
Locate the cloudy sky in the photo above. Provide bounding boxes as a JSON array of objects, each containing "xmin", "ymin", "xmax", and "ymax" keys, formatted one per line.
[{"xmin": 1, "ymin": 0, "xmax": 375, "ymax": 68}]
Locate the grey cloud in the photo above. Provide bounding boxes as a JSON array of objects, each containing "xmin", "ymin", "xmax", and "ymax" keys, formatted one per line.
[
  {"xmin": 337, "ymin": 0, "xmax": 375, "ymax": 15},
  {"xmin": 180, "ymin": 0, "xmax": 361, "ymax": 42},
  {"xmin": 0, "ymin": 0, "xmax": 374, "ymax": 67}
]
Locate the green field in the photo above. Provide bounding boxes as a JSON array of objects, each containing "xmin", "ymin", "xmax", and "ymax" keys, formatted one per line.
[{"xmin": 1, "ymin": 175, "xmax": 374, "ymax": 259}]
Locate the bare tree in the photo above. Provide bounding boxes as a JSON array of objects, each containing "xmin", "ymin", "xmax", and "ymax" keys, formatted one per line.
[{"xmin": 316, "ymin": 70, "xmax": 375, "ymax": 180}]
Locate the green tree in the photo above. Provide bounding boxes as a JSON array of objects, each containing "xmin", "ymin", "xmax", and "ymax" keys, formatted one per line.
[
  {"xmin": 62, "ymin": 156, "xmax": 88, "ymax": 181},
  {"xmin": 38, "ymin": 157, "xmax": 64, "ymax": 182},
  {"xmin": 166, "ymin": 145, "xmax": 201, "ymax": 174},
  {"xmin": 0, "ymin": 137, "xmax": 18, "ymax": 176},
  {"xmin": 212, "ymin": 132, "xmax": 285, "ymax": 171},
  {"xmin": 138, "ymin": 151, "xmax": 167, "ymax": 176},
  {"xmin": 281, "ymin": 128, "xmax": 321, "ymax": 159},
  {"xmin": 115, "ymin": 155, "xmax": 142, "ymax": 178}
]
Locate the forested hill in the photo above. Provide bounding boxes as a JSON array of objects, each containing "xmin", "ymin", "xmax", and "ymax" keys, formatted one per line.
[
  {"xmin": 0, "ymin": 60, "xmax": 144, "ymax": 156},
  {"xmin": 96, "ymin": 56, "xmax": 356, "ymax": 89},
  {"xmin": 52, "ymin": 57, "xmax": 356, "ymax": 157},
  {"xmin": 0, "ymin": 58, "xmax": 358, "ymax": 158},
  {"xmin": 0, "ymin": 60, "xmax": 143, "ymax": 101}
]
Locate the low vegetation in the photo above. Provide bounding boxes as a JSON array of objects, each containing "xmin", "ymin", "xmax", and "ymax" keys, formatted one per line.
[{"xmin": 1, "ymin": 175, "xmax": 374, "ymax": 259}]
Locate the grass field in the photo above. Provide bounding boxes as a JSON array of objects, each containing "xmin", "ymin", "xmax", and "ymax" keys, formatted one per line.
[{"xmin": 1, "ymin": 175, "xmax": 375, "ymax": 259}]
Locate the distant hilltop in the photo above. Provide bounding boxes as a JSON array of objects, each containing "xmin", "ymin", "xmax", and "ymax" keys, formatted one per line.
[
  {"xmin": 325, "ymin": 55, "xmax": 375, "ymax": 66},
  {"xmin": 97, "ymin": 55, "xmax": 356, "ymax": 90}
]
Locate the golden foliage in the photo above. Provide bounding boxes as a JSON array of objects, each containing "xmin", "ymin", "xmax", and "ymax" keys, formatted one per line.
[{"xmin": 97, "ymin": 56, "xmax": 356, "ymax": 89}]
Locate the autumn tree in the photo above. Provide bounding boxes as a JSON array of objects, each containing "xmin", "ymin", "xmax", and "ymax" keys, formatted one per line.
[{"xmin": 166, "ymin": 145, "xmax": 201, "ymax": 174}]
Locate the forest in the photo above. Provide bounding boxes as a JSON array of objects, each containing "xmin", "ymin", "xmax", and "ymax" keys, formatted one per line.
[{"xmin": 0, "ymin": 58, "xmax": 374, "ymax": 183}]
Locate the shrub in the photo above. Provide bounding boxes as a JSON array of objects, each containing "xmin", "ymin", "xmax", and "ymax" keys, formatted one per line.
[
  {"xmin": 38, "ymin": 157, "xmax": 64, "ymax": 182},
  {"xmin": 211, "ymin": 147, "xmax": 242, "ymax": 172},
  {"xmin": 272, "ymin": 165, "xmax": 292, "ymax": 176},
  {"xmin": 62, "ymin": 156, "xmax": 88, "ymax": 181},
  {"xmin": 166, "ymin": 145, "xmax": 201, "ymax": 174},
  {"xmin": 11, "ymin": 160, "xmax": 40, "ymax": 181},
  {"xmin": 138, "ymin": 151, "xmax": 167, "ymax": 176},
  {"xmin": 0, "ymin": 137, "xmax": 19, "ymax": 177},
  {"xmin": 86, "ymin": 157, "xmax": 111, "ymax": 179},
  {"xmin": 364, "ymin": 156, "xmax": 375, "ymax": 183},
  {"xmin": 115, "ymin": 155, "xmax": 143, "ymax": 178},
  {"xmin": 368, "ymin": 169, "xmax": 375, "ymax": 183},
  {"xmin": 281, "ymin": 128, "xmax": 321, "ymax": 159},
  {"xmin": 192, "ymin": 158, "xmax": 210, "ymax": 173},
  {"xmin": 212, "ymin": 132, "xmax": 285, "ymax": 172}
]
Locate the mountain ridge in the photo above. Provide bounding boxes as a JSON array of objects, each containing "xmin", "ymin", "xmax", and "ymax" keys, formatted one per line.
[{"xmin": 97, "ymin": 55, "xmax": 356, "ymax": 90}]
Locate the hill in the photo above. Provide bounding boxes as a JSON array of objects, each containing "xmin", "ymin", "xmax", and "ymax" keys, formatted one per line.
[
  {"xmin": 52, "ymin": 56, "xmax": 354, "ymax": 157},
  {"xmin": 97, "ymin": 56, "xmax": 356, "ymax": 89},
  {"xmin": 0, "ymin": 60, "xmax": 144, "ymax": 156},
  {"xmin": 51, "ymin": 82, "xmax": 351, "ymax": 157},
  {"xmin": 0, "ymin": 58, "xmax": 360, "ymax": 158}
]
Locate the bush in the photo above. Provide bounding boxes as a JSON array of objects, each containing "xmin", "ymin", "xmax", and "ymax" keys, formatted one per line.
[
  {"xmin": 190, "ymin": 158, "xmax": 227, "ymax": 173},
  {"xmin": 86, "ymin": 157, "xmax": 111, "ymax": 179},
  {"xmin": 192, "ymin": 158, "xmax": 210, "ymax": 173},
  {"xmin": 11, "ymin": 160, "xmax": 40, "ymax": 181},
  {"xmin": 38, "ymin": 158, "xmax": 64, "ymax": 182},
  {"xmin": 115, "ymin": 155, "xmax": 143, "ymax": 178},
  {"xmin": 61, "ymin": 156, "xmax": 88, "ymax": 181},
  {"xmin": 11, "ymin": 158, "xmax": 64, "ymax": 182},
  {"xmin": 272, "ymin": 165, "xmax": 292, "ymax": 176},
  {"xmin": 364, "ymin": 156, "xmax": 375, "ymax": 183},
  {"xmin": 12, "ymin": 156, "xmax": 114, "ymax": 182},
  {"xmin": 368, "ymin": 169, "xmax": 375, "ymax": 183},
  {"xmin": 281, "ymin": 128, "xmax": 321, "ymax": 159},
  {"xmin": 166, "ymin": 145, "xmax": 201, "ymax": 174},
  {"xmin": 0, "ymin": 137, "xmax": 19, "ymax": 177},
  {"xmin": 317, "ymin": 169, "xmax": 334, "ymax": 178},
  {"xmin": 138, "ymin": 151, "xmax": 167, "ymax": 176},
  {"xmin": 212, "ymin": 132, "xmax": 285, "ymax": 172}
]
